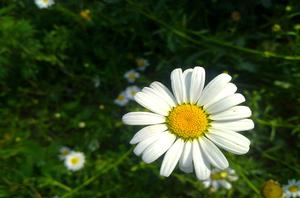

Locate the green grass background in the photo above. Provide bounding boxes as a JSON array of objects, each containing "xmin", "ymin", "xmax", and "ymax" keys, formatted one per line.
[{"xmin": 0, "ymin": 0, "xmax": 300, "ymax": 197}]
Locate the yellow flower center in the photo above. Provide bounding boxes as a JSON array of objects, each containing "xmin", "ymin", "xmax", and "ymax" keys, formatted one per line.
[
  {"xmin": 117, "ymin": 95, "xmax": 125, "ymax": 100},
  {"xmin": 70, "ymin": 157, "xmax": 79, "ymax": 165},
  {"xmin": 43, "ymin": 0, "xmax": 49, "ymax": 3},
  {"xmin": 211, "ymin": 171, "xmax": 228, "ymax": 180},
  {"xmin": 80, "ymin": 9, "xmax": 91, "ymax": 21},
  {"xmin": 62, "ymin": 150, "xmax": 69, "ymax": 156},
  {"xmin": 261, "ymin": 180, "xmax": 283, "ymax": 198},
  {"xmin": 136, "ymin": 59, "xmax": 145, "ymax": 67},
  {"xmin": 128, "ymin": 73, "xmax": 136, "ymax": 80},
  {"xmin": 166, "ymin": 104, "xmax": 209, "ymax": 140},
  {"xmin": 289, "ymin": 185, "xmax": 298, "ymax": 193}
]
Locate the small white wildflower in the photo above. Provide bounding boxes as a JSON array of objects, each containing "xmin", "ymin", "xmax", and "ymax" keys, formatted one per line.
[
  {"xmin": 78, "ymin": 122, "xmax": 86, "ymax": 128},
  {"xmin": 283, "ymin": 179, "xmax": 300, "ymax": 198},
  {"xmin": 124, "ymin": 70, "xmax": 140, "ymax": 83},
  {"xmin": 59, "ymin": 146, "xmax": 71, "ymax": 160},
  {"xmin": 54, "ymin": 113, "xmax": 61, "ymax": 119},
  {"xmin": 136, "ymin": 58, "xmax": 150, "ymax": 71},
  {"xmin": 203, "ymin": 168, "xmax": 238, "ymax": 190},
  {"xmin": 65, "ymin": 152, "xmax": 85, "ymax": 171},
  {"xmin": 114, "ymin": 91, "xmax": 129, "ymax": 106},
  {"xmin": 125, "ymin": 85, "xmax": 141, "ymax": 100},
  {"xmin": 93, "ymin": 75, "xmax": 100, "ymax": 88},
  {"xmin": 34, "ymin": 0, "xmax": 55, "ymax": 9}
]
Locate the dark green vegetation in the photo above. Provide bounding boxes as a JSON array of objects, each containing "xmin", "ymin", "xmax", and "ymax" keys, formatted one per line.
[{"xmin": 0, "ymin": 0, "xmax": 300, "ymax": 197}]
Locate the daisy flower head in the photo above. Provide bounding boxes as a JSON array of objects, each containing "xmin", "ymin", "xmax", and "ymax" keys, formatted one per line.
[
  {"xmin": 125, "ymin": 85, "xmax": 141, "ymax": 100},
  {"xmin": 283, "ymin": 179, "xmax": 300, "ymax": 198},
  {"xmin": 203, "ymin": 168, "xmax": 238, "ymax": 190},
  {"xmin": 136, "ymin": 58, "xmax": 150, "ymax": 71},
  {"xmin": 59, "ymin": 146, "xmax": 71, "ymax": 160},
  {"xmin": 114, "ymin": 91, "xmax": 129, "ymax": 106},
  {"xmin": 65, "ymin": 152, "xmax": 85, "ymax": 171},
  {"xmin": 124, "ymin": 70, "xmax": 140, "ymax": 83},
  {"xmin": 34, "ymin": 0, "xmax": 54, "ymax": 9},
  {"xmin": 122, "ymin": 67, "xmax": 254, "ymax": 180}
]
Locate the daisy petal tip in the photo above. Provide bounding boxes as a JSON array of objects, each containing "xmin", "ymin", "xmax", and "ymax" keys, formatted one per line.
[
  {"xmin": 142, "ymin": 156, "xmax": 154, "ymax": 164},
  {"xmin": 194, "ymin": 66, "xmax": 205, "ymax": 71},
  {"xmin": 248, "ymin": 120, "xmax": 255, "ymax": 130},
  {"xmin": 221, "ymin": 73, "xmax": 232, "ymax": 80},
  {"xmin": 129, "ymin": 139, "xmax": 136, "ymax": 145},
  {"xmin": 159, "ymin": 169, "xmax": 171, "ymax": 177}
]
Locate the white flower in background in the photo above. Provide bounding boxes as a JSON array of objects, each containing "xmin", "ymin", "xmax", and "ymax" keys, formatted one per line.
[
  {"xmin": 203, "ymin": 168, "xmax": 238, "ymax": 190},
  {"xmin": 93, "ymin": 75, "xmax": 100, "ymax": 88},
  {"xmin": 114, "ymin": 91, "xmax": 129, "ymax": 106},
  {"xmin": 78, "ymin": 122, "xmax": 86, "ymax": 128},
  {"xmin": 122, "ymin": 67, "xmax": 254, "ymax": 180},
  {"xmin": 54, "ymin": 112, "xmax": 61, "ymax": 119},
  {"xmin": 59, "ymin": 146, "xmax": 72, "ymax": 160},
  {"xmin": 124, "ymin": 70, "xmax": 140, "ymax": 83},
  {"xmin": 34, "ymin": 0, "xmax": 55, "ymax": 9},
  {"xmin": 136, "ymin": 58, "xmax": 150, "ymax": 71},
  {"xmin": 283, "ymin": 179, "xmax": 300, "ymax": 198},
  {"xmin": 125, "ymin": 85, "xmax": 141, "ymax": 100},
  {"xmin": 65, "ymin": 152, "xmax": 85, "ymax": 171}
]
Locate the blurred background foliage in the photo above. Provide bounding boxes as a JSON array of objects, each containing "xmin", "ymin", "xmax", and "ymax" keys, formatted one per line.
[{"xmin": 0, "ymin": 0, "xmax": 300, "ymax": 197}]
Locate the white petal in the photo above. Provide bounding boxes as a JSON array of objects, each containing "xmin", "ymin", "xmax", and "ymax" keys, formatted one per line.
[
  {"xmin": 122, "ymin": 112, "xmax": 165, "ymax": 125},
  {"xmin": 130, "ymin": 124, "xmax": 168, "ymax": 144},
  {"xmin": 150, "ymin": 81, "xmax": 177, "ymax": 107},
  {"xmin": 179, "ymin": 141, "xmax": 193, "ymax": 173},
  {"xmin": 203, "ymin": 180, "xmax": 211, "ymax": 188},
  {"xmin": 204, "ymin": 83, "xmax": 237, "ymax": 109},
  {"xmin": 198, "ymin": 137, "xmax": 229, "ymax": 169},
  {"xmin": 205, "ymin": 128, "xmax": 250, "ymax": 155},
  {"xmin": 198, "ymin": 73, "xmax": 232, "ymax": 106},
  {"xmin": 211, "ymin": 119, "xmax": 254, "ymax": 132},
  {"xmin": 134, "ymin": 92, "xmax": 170, "ymax": 116},
  {"xmin": 171, "ymin": 68, "xmax": 186, "ymax": 104},
  {"xmin": 142, "ymin": 132, "xmax": 176, "ymax": 164},
  {"xmin": 220, "ymin": 180, "xmax": 232, "ymax": 189},
  {"xmin": 190, "ymin": 66, "xmax": 205, "ymax": 104},
  {"xmin": 210, "ymin": 106, "xmax": 252, "ymax": 121},
  {"xmin": 142, "ymin": 87, "xmax": 173, "ymax": 110},
  {"xmin": 205, "ymin": 93, "xmax": 245, "ymax": 114},
  {"xmin": 192, "ymin": 139, "xmax": 211, "ymax": 180},
  {"xmin": 212, "ymin": 181, "xmax": 221, "ymax": 189},
  {"xmin": 160, "ymin": 138, "xmax": 184, "ymax": 177},
  {"xmin": 133, "ymin": 132, "xmax": 163, "ymax": 156},
  {"xmin": 183, "ymin": 69, "xmax": 193, "ymax": 103},
  {"xmin": 228, "ymin": 175, "xmax": 239, "ymax": 181}
]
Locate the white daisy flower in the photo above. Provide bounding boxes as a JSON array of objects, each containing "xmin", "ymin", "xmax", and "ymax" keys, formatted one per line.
[
  {"xmin": 122, "ymin": 67, "xmax": 254, "ymax": 180},
  {"xmin": 34, "ymin": 0, "xmax": 55, "ymax": 9},
  {"xmin": 124, "ymin": 70, "xmax": 140, "ymax": 83},
  {"xmin": 203, "ymin": 168, "xmax": 238, "ymax": 190},
  {"xmin": 283, "ymin": 179, "xmax": 300, "ymax": 198},
  {"xmin": 114, "ymin": 91, "xmax": 129, "ymax": 106},
  {"xmin": 59, "ymin": 146, "xmax": 71, "ymax": 160},
  {"xmin": 65, "ymin": 152, "xmax": 85, "ymax": 171},
  {"xmin": 125, "ymin": 85, "xmax": 141, "ymax": 100},
  {"xmin": 136, "ymin": 58, "xmax": 150, "ymax": 71}
]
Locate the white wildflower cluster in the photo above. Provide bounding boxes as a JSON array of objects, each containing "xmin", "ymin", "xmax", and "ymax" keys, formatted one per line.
[
  {"xmin": 59, "ymin": 146, "xmax": 85, "ymax": 171},
  {"xmin": 114, "ymin": 57, "xmax": 150, "ymax": 106}
]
